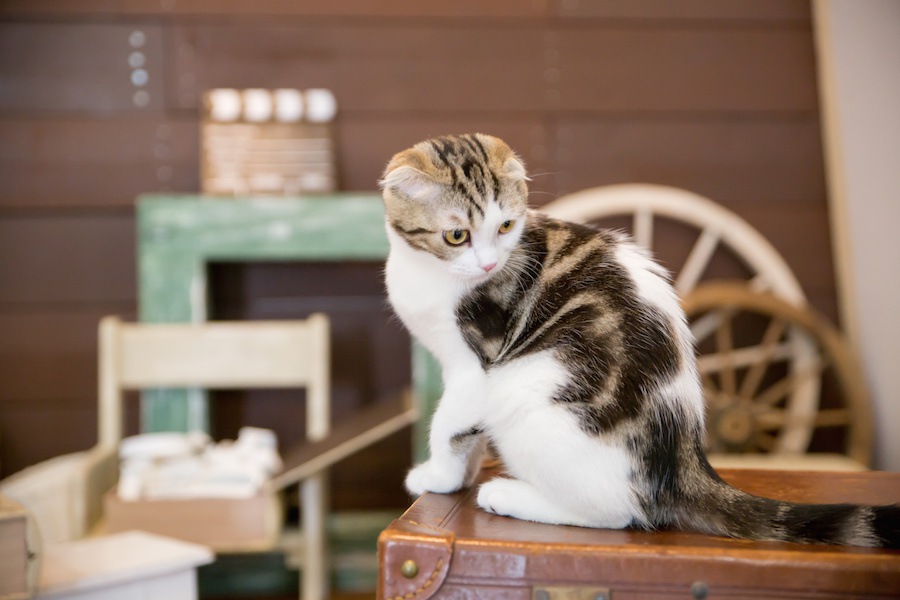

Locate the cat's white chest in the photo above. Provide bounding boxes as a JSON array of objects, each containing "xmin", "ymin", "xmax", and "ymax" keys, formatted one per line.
[{"xmin": 385, "ymin": 241, "xmax": 471, "ymax": 364}]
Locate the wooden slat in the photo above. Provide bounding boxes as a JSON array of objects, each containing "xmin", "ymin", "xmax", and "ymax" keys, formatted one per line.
[
  {"xmin": 0, "ymin": 215, "xmax": 136, "ymax": 304},
  {"xmin": 551, "ymin": 28, "xmax": 818, "ymax": 112},
  {"xmin": 0, "ymin": 23, "xmax": 164, "ymax": 113},
  {"xmin": 0, "ymin": 404, "xmax": 97, "ymax": 478},
  {"xmin": 168, "ymin": 24, "xmax": 545, "ymax": 112},
  {"xmin": 0, "ymin": 0, "xmax": 547, "ymax": 19},
  {"xmin": 169, "ymin": 25, "xmax": 817, "ymax": 114},
  {"xmin": 114, "ymin": 319, "xmax": 327, "ymax": 389},
  {"xmin": 551, "ymin": 0, "xmax": 811, "ymax": 21},
  {"xmin": 0, "ymin": 118, "xmax": 198, "ymax": 209},
  {"xmin": 552, "ymin": 117, "xmax": 826, "ymax": 203},
  {"xmin": 0, "ymin": 309, "xmax": 133, "ymax": 406},
  {"xmin": 1, "ymin": 0, "xmax": 811, "ymax": 22}
]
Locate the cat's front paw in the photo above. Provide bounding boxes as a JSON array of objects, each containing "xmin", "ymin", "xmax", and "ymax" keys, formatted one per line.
[
  {"xmin": 405, "ymin": 460, "xmax": 467, "ymax": 496},
  {"xmin": 476, "ymin": 478, "xmax": 515, "ymax": 516}
]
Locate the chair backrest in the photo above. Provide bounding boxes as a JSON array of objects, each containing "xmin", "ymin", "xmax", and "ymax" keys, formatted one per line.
[{"xmin": 97, "ymin": 315, "xmax": 330, "ymax": 448}]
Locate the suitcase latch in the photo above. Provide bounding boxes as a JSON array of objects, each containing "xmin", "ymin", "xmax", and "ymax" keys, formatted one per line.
[{"xmin": 533, "ymin": 586, "xmax": 611, "ymax": 600}]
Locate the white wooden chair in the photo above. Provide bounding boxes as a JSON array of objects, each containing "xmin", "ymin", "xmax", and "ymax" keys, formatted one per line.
[
  {"xmin": 96, "ymin": 315, "xmax": 333, "ymax": 600},
  {"xmin": 541, "ymin": 184, "xmax": 869, "ymax": 470},
  {"xmin": 4, "ymin": 315, "xmax": 333, "ymax": 600}
]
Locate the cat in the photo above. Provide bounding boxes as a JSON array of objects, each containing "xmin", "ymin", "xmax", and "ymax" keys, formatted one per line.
[{"xmin": 380, "ymin": 132, "xmax": 899, "ymax": 548}]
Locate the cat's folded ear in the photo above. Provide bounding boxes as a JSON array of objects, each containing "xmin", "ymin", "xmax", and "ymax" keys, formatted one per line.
[
  {"xmin": 502, "ymin": 155, "xmax": 529, "ymax": 183},
  {"xmin": 380, "ymin": 152, "xmax": 441, "ymax": 203}
]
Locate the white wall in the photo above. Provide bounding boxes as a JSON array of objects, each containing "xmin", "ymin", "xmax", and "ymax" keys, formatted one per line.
[{"xmin": 813, "ymin": 0, "xmax": 900, "ymax": 470}]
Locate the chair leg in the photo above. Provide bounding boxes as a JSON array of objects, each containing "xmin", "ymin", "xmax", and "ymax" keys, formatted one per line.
[{"xmin": 301, "ymin": 473, "xmax": 329, "ymax": 600}]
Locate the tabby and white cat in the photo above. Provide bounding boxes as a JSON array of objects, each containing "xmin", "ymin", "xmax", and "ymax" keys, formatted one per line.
[{"xmin": 380, "ymin": 133, "xmax": 898, "ymax": 547}]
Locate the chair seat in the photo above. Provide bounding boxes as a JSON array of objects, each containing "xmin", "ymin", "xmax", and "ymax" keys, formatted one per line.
[{"xmin": 36, "ymin": 530, "xmax": 213, "ymax": 600}]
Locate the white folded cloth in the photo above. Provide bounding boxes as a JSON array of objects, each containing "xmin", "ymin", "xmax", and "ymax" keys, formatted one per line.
[{"xmin": 117, "ymin": 427, "xmax": 282, "ymax": 501}]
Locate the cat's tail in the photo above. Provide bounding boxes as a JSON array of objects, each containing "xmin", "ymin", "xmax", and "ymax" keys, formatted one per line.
[{"xmin": 675, "ymin": 456, "xmax": 900, "ymax": 549}]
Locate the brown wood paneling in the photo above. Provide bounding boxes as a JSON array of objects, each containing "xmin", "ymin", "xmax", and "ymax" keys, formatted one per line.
[
  {"xmin": 0, "ymin": 118, "xmax": 198, "ymax": 209},
  {"xmin": 0, "ymin": 308, "xmax": 133, "ymax": 406},
  {"xmin": 550, "ymin": 117, "xmax": 826, "ymax": 204},
  {"xmin": 551, "ymin": 0, "xmax": 811, "ymax": 21},
  {"xmin": 0, "ymin": 0, "xmax": 548, "ymax": 19},
  {"xmin": 0, "ymin": 23, "xmax": 165, "ymax": 113},
  {"xmin": 0, "ymin": 214, "xmax": 136, "ymax": 304},
  {"xmin": 550, "ymin": 28, "xmax": 818, "ymax": 112},
  {"xmin": 336, "ymin": 115, "xmax": 553, "ymax": 197},
  {"xmin": 0, "ymin": 403, "xmax": 97, "ymax": 477},
  {"xmin": 169, "ymin": 24, "xmax": 545, "ymax": 112},
  {"xmin": 0, "ymin": 212, "xmax": 137, "ymax": 477},
  {"xmin": 0, "ymin": 306, "xmax": 134, "ymax": 477},
  {"xmin": 170, "ymin": 23, "xmax": 817, "ymax": 115}
]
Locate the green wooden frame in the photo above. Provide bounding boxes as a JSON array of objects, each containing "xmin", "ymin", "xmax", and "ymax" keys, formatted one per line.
[{"xmin": 136, "ymin": 194, "xmax": 439, "ymax": 462}]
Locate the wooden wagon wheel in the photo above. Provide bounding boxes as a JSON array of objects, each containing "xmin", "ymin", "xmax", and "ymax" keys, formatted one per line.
[
  {"xmin": 539, "ymin": 184, "xmax": 805, "ymax": 301},
  {"xmin": 682, "ymin": 282, "xmax": 872, "ymax": 467},
  {"xmin": 540, "ymin": 184, "xmax": 822, "ymax": 453}
]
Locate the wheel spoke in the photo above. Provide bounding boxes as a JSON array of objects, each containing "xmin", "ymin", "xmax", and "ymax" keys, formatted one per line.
[
  {"xmin": 753, "ymin": 357, "xmax": 828, "ymax": 408},
  {"xmin": 715, "ymin": 310, "xmax": 737, "ymax": 397},
  {"xmin": 633, "ymin": 208, "xmax": 653, "ymax": 250},
  {"xmin": 697, "ymin": 340, "xmax": 793, "ymax": 375},
  {"xmin": 691, "ymin": 310, "xmax": 721, "ymax": 343},
  {"xmin": 675, "ymin": 228, "xmax": 720, "ymax": 296},
  {"xmin": 739, "ymin": 317, "xmax": 789, "ymax": 401},
  {"xmin": 755, "ymin": 408, "xmax": 852, "ymax": 431}
]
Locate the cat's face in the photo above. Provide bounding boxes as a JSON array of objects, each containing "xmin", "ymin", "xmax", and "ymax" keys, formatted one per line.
[{"xmin": 381, "ymin": 133, "xmax": 529, "ymax": 283}]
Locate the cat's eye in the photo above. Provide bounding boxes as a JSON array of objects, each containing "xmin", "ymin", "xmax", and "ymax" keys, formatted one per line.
[
  {"xmin": 442, "ymin": 229, "xmax": 469, "ymax": 246},
  {"xmin": 498, "ymin": 220, "xmax": 516, "ymax": 234}
]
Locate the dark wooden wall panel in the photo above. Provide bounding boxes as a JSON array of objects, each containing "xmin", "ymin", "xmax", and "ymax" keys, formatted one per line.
[
  {"xmin": 1, "ymin": 1, "xmax": 547, "ymax": 19},
  {"xmin": 0, "ymin": 311, "xmax": 110, "ymax": 405},
  {"xmin": 0, "ymin": 215, "xmax": 136, "ymax": 303},
  {"xmin": 552, "ymin": 28, "xmax": 818, "ymax": 111},
  {"xmin": 552, "ymin": 117, "xmax": 826, "ymax": 202},
  {"xmin": 0, "ymin": 3, "xmax": 840, "ymax": 505},
  {"xmin": 0, "ymin": 404, "xmax": 97, "ymax": 473},
  {"xmin": 0, "ymin": 119, "xmax": 198, "ymax": 209},
  {"xmin": 0, "ymin": 23, "xmax": 165, "ymax": 113},
  {"xmin": 170, "ymin": 24, "xmax": 546, "ymax": 112},
  {"xmin": 0, "ymin": 308, "xmax": 133, "ymax": 471},
  {"xmin": 551, "ymin": 0, "xmax": 811, "ymax": 21},
  {"xmin": 0, "ymin": 214, "xmax": 137, "ymax": 470}
]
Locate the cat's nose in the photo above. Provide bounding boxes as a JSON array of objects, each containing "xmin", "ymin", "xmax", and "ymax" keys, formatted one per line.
[{"xmin": 482, "ymin": 262, "xmax": 497, "ymax": 273}]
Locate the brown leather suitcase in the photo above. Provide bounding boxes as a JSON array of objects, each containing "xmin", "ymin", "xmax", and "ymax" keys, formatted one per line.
[{"xmin": 378, "ymin": 468, "xmax": 900, "ymax": 600}]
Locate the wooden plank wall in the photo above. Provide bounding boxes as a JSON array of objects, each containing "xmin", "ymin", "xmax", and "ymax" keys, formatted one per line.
[{"xmin": 0, "ymin": 1, "xmax": 834, "ymax": 507}]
